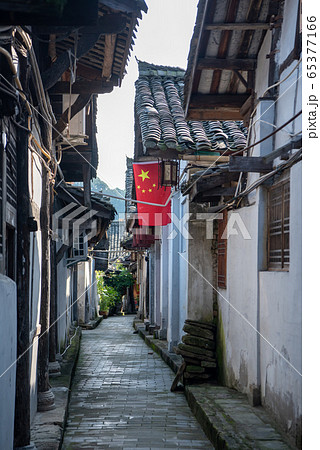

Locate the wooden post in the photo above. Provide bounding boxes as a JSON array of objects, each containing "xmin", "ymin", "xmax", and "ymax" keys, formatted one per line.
[
  {"xmin": 83, "ymin": 163, "xmax": 91, "ymax": 208},
  {"xmin": 37, "ymin": 120, "xmax": 55, "ymax": 411},
  {"xmin": 49, "ymin": 193, "xmax": 61, "ymax": 376},
  {"xmin": 14, "ymin": 119, "xmax": 32, "ymax": 448}
]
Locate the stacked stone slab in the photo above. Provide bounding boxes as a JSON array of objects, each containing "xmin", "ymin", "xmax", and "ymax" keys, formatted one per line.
[{"xmin": 175, "ymin": 319, "xmax": 216, "ymax": 383}]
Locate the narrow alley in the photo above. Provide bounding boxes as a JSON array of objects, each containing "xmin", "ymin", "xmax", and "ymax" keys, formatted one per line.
[{"xmin": 62, "ymin": 316, "xmax": 213, "ymax": 449}]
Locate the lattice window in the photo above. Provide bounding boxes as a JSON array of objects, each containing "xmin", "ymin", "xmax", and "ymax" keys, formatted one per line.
[
  {"xmin": 73, "ymin": 233, "xmax": 88, "ymax": 259},
  {"xmin": 268, "ymin": 180, "xmax": 290, "ymax": 270},
  {"xmin": 218, "ymin": 210, "xmax": 228, "ymax": 288}
]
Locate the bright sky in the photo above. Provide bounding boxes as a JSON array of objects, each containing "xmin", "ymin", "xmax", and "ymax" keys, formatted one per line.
[{"xmin": 96, "ymin": 0, "xmax": 198, "ymax": 190}]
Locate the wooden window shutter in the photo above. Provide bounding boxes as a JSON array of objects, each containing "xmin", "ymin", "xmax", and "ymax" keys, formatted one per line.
[{"xmin": 218, "ymin": 209, "xmax": 228, "ymax": 288}]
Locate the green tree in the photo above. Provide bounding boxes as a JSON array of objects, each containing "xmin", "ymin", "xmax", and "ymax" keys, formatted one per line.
[{"xmin": 106, "ymin": 265, "xmax": 134, "ymax": 297}]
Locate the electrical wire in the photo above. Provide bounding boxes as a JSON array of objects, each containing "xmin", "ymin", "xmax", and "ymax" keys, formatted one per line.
[{"xmin": 212, "ymin": 149, "xmax": 302, "ymax": 213}]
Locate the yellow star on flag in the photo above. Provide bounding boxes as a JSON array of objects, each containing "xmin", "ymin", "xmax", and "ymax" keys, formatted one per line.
[
  {"xmin": 149, "ymin": 189, "xmax": 152, "ymax": 192},
  {"xmin": 137, "ymin": 185, "xmax": 141, "ymax": 189},
  {"xmin": 138, "ymin": 169, "xmax": 150, "ymax": 182},
  {"xmin": 142, "ymin": 189, "xmax": 146, "ymax": 193},
  {"xmin": 153, "ymin": 184, "xmax": 156, "ymax": 187}
]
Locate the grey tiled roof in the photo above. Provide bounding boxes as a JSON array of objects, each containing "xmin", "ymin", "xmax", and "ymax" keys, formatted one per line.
[{"xmin": 135, "ymin": 61, "xmax": 247, "ymax": 154}]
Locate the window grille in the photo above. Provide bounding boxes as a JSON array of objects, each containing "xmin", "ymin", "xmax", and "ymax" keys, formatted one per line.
[{"xmin": 268, "ymin": 180, "xmax": 290, "ymax": 270}]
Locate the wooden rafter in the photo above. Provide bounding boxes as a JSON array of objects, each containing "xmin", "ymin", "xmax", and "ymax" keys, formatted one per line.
[
  {"xmin": 49, "ymin": 80, "xmax": 114, "ymax": 94},
  {"xmin": 197, "ymin": 58, "xmax": 256, "ymax": 71},
  {"xmin": 42, "ymin": 13, "xmax": 127, "ymax": 90},
  {"xmin": 102, "ymin": 34, "xmax": 117, "ymax": 79},
  {"xmin": 204, "ymin": 22, "xmax": 270, "ymax": 31}
]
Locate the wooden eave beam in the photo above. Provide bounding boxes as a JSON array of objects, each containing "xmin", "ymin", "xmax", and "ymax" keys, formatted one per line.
[
  {"xmin": 49, "ymin": 80, "xmax": 114, "ymax": 94},
  {"xmin": 229, "ymin": 156, "xmax": 273, "ymax": 173},
  {"xmin": 61, "ymin": 154, "xmax": 92, "ymax": 164},
  {"xmin": 189, "ymin": 94, "xmax": 250, "ymax": 109},
  {"xmin": 99, "ymin": 0, "xmax": 148, "ymax": 14},
  {"xmin": 191, "ymin": 186, "xmax": 236, "ymax": 202},
  {"xmin": 185, "ymin": 172, "xmax": 239, "ymax": 198},
  {"xmin": 197, "ymin": 58, "xmax": 256, "ymax": 71},
  {"xmin": 42, "ymin": 13, "xmax": 127, "ymax": 90},
  {"xmin": 186, "ymin": 93, "xmax": 250, "ymax": 120},
  {"xmin": 204, "ymin": 22, "xmax": 270, "ymax": 31},
  {"xmin": 263, "ymin": 137, "xmax": 302, "ymax": 164}
]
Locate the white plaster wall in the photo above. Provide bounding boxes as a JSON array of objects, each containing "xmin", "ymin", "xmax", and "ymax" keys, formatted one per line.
[
  {"xmin": 77, "ymin": 261, "xmax": 88, "ymax": 324},
  {"xmin": 178, "ymin": 198, "xmax": 188, "ymax": 342},
  {"xmin": 216, "ymin": 0, "xmax": 301, "ymax": 439},
  {"xmin": 57, "ymin": 259, "xmax": 72, "ymax": 352},
  {"xmin": 219, "ymin": 206, "xmax": 259, "ymax": 392},
  {"xmin": 167, "ymin": 191, "xmax": 189, "ymax": 350},
  {"xmin": 160, "ymin": 225, "xmax": 169, "ymax": 338},
  {"xmin": 278, "ymin": 0, "xmax": 300, "ymax": 65},
  {"xmin": 259, "ymin": 162, "xmax": 302, "ymax": 436},
  {"xmin": 274, "ymin": 60, "xmax": 302, "ymax": 151},
  {"xmin": 187, "ymin": 218, "xmax": 214, "ymax": 323},
  {"xmin": 255, "ymin": 30, "xmax": 271, "ymax": 99},
  {"xmin": 154, "ymin": 241, "xmax": 161, "ymax": 327},
  {"xmin": 28, "ymin": 128, "xmax": 42, "ymax": 208},
  {"xmin": 88, "ymin": 258, "xmax": 98, "ymax": 320},
  {"xmin": 0, "ymin": 275, "xmax": 17, "ymax": 449}
]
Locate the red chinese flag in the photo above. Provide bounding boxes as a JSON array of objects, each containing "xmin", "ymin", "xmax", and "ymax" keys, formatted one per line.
[{"xmin": 132, "ymin": 161, "xmax": 171, "ymax": 226}]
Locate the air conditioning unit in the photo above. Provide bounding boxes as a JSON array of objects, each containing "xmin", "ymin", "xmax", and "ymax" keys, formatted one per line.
[{"xmin": 62, "ymin": 94, "xmax": 88, "ymax": 146}]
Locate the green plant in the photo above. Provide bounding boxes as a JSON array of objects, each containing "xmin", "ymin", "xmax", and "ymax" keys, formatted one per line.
[
  {"xmin": 106, "ymin": 265, "xmax": 134, "ymax": 297},
  {"xmin": 96, "ymin": 271, "xmax": 121, "ymax": 311}
]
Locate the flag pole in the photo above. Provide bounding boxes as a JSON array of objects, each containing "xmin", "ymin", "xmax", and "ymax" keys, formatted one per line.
[{"xmin": 91, "ymin": 190, "xmax": 173, "ymax": 208}]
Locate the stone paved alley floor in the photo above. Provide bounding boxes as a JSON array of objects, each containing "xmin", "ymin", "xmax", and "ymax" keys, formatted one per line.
[{"xmin": 62, "ymin": 315, "xmax": 213, "ymax": 449}]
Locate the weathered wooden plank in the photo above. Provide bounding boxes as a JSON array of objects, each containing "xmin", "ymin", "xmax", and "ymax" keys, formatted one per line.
[
  {"xmin": 189, "ymin": 93, "xmax": 249, "ymax": 109},
  {"xmin": 197, "ymin": 57, "xmax": 256, "ymax": 71},
  {"xmin": 185, "ymin": 365, "xmax": 206, "ymax": 374},
  {"xmin": 178, "ymin": 343, "xmax": 215, "ymax": 358},
  {"xmin": 176, "ymin": 347, "xmax": 216, "ymax": 362},
  {"xmin": 185, "ymin": 319, "xmax": 215, "ymax": 330},
  {"xmin": 197, "ymin": 186, "xmax": 236, "ymax": 199},
  {"xmin": 102, "ymin": 34, "xmax": 117, "ymax": 79},
  {"xmin": 204, "ymin": 22, "xmax": 270, "ymax": 31},
  {"xmin": 229, "ymin": 156, "xmax": 273, "ymax": 173},
  {"xmin": 182, "ymin": 334, "xmax": 215, "ymax": 350},
  {"xmin": 83, "ymin": 164, "xmax": 91, "ymax": 208},
  {"xmin": 201, "ymin": 360, "xmax": 217, "ymax": 368},
  {"xmin": 49, "ymin": 80, "xmax": 114, "ymax": 94},
  {"xmin": 14, "ymin": 120, "xmax": 31, "ymax": 447},
  {"xmin": 183, "ymin": 323, "xmax": 214, "ymax": 340},
  {"xmin": 263, "ymin": 137, "xmax": 302, "ymax": 164},
  {"xmin": 186, "ymin": 108, "xmax": 244, "ymax": 121}
]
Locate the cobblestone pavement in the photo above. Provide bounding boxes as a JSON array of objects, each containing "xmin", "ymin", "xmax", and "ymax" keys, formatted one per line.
[{"xmin": 62, "ymin": 315, "xmax": 213, "ymax": 449}]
